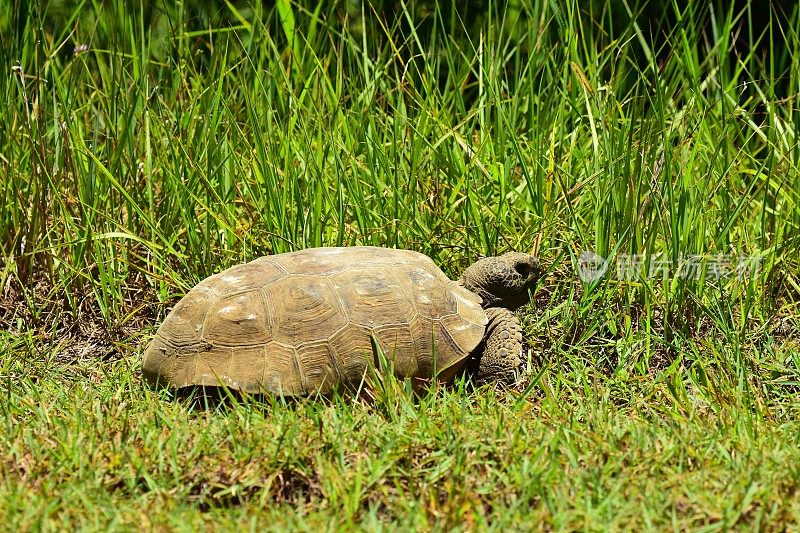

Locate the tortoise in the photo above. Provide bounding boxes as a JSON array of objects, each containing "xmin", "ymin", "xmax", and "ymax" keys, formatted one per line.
[{"xmin": 142, "ymin": 246, "xmax": 542, "ymax": 394}]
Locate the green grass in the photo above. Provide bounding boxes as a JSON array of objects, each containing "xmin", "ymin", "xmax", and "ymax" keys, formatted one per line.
[
  {"xmin": 4, "ymin": 355, "xmax": 800, "ymax": 530},
  {"xmin": 2, "ymin": 0, "xmax": 800, "ymax": 529}
]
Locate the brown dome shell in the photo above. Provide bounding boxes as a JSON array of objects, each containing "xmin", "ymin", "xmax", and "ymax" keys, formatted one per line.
[{"xmin": 142, "ymin": 247, "xmax": 488, "ymax": 395}]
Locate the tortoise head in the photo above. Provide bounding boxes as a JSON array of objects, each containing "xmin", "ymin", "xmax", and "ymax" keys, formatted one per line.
[{"xmin": 459, "ymin": 252, "xmax": 542, "ymax": 310}]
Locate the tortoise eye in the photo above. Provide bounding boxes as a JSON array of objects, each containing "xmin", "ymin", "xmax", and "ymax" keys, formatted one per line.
[{"xmin": 513, "ymin": 262, "xmax": 529, "ymax": 277}]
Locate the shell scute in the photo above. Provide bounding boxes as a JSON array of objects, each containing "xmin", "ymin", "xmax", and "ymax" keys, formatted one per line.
[
  {"xmin": 260, "ymin": 342, "xmax": 302, "ymax": 395},
  {"xmin": 296, "ymin": 342, "xmax": 339, "ymax": 395},
  {"xmin": 265, "ymin": 275, "xmax": 350, "ymax": 346},
  {"xmin": 328, "ymin": 324, "xmax": 374, "ymax": 386},
  {"xmin": 158, "ymin": 285, "xmax": 216, "ymax": 347},
  {"xmin": 203, "ymin": 290, "xmax": 271, "ymax": 346},
  {"xmin": 334, "ymin": 270, "xmax": 417, "ymax": 329}
]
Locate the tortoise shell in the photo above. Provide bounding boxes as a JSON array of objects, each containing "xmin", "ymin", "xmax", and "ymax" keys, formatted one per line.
[{"xmin": 142, "ymin": 247, "xmax": 488, "ymax": 394}]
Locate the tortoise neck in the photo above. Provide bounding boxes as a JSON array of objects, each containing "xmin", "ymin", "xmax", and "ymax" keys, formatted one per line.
[{"xmin": 458, "ymin": 276, "xmax": 501, "ymax": 309}]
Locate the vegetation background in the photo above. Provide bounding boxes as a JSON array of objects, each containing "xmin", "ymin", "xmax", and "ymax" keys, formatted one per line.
[{"xmin": 2, "ymin": 0, "xmax": 799, "ymax": 529}]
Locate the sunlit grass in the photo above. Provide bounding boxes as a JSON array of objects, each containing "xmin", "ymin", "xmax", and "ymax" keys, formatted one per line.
[{"xmin": 2, "ymin": 0, "xmax": 799, "ymax": 529}]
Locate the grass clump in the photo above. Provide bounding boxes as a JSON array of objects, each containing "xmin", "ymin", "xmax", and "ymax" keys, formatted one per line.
[{"xmin": 2, "ymin": 0, "xmax": 800, "ymax": 529}]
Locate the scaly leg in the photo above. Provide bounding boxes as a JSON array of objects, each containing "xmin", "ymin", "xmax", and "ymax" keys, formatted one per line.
[{"xmin": 472, "ymin": 307, "xmax": 524, "ymax": 385}]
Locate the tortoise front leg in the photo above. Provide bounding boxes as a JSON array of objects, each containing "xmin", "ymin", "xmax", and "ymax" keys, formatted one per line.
[{"xmin": 472, "ymin": 307, "xmax": 524, "ymax": 385}]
